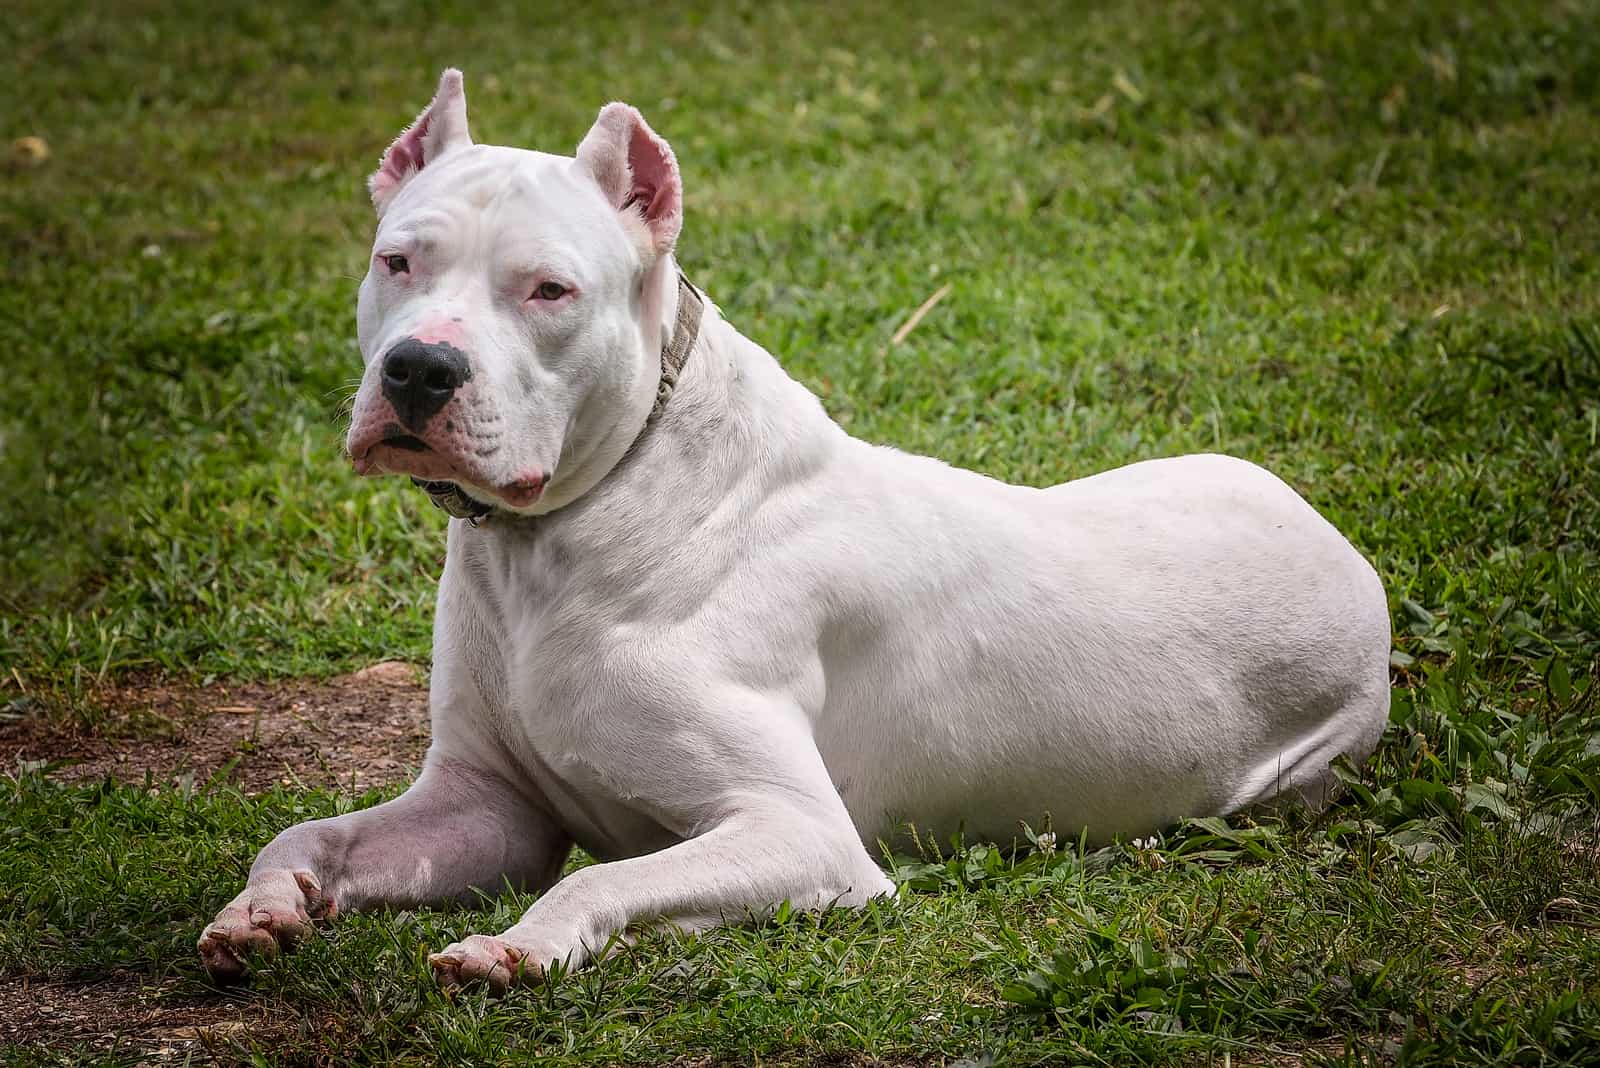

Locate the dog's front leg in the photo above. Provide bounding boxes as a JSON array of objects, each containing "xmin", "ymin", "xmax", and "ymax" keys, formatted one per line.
[
  {"xmin": 199, "ymin": 755, "xmax": 569, "ymax": 981},
  {"xmin": 430, "ymin": 798, "xmax": 892, "ymax": 991},
  {"xmin": 429, "ymin": 683, "xmax": 897, "ymax": 994}
]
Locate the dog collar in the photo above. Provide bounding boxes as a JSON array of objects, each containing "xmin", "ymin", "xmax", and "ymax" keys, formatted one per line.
[{"xmin": 412, "ymin": 271, "xmax": 705, "ymax": 523}]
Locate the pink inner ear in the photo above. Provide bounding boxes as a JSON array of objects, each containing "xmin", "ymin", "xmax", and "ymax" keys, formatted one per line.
[
  {"xmin": 626, "ymin": 123, "xmax": 681, "ymax": 250},
  {"xmin": 372, "ymin": 113, "xmax": 433, "ymax": 198}
]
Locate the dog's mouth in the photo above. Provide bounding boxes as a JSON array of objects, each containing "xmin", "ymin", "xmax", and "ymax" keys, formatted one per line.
[
  {"xmin": 381, "ymin": 432, "xmax": 431, "ymax": 453},
  {"xmin": 352, "ymin": 429, "xmax": 543, "ymax": 507},
  {"xmin": 351, "ymin": 425, "xmax": 462, "ymax": 479}
]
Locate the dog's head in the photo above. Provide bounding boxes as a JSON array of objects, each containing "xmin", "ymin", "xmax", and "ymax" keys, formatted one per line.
[{"xmin": 347, "ymin": 69, "xmax": 684, "ymax": 513}]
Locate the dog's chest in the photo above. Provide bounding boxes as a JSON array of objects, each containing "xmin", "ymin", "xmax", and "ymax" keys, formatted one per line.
[
  {"xmin": 450, "ymin": 523, "xmax": 688, "ymax": 859},
  {"xmin": 496, "ymin": 640, "xmax": 687, "ymax": 861},
  {"xmin": 507, "ymin": 715, "xmax": 684, "ymax": 861}
]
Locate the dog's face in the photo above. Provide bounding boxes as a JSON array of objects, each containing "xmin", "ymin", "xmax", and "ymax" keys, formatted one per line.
[{"xmin": 346, "ymin": 70, "xmax": 684, "ymax": 513}]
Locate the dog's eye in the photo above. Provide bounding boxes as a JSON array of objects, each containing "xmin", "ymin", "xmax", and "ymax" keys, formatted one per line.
[
  {"xmin": 384, "ymin": 254, "xmax": 410, "ymax": 274},
  {"xmin": 532, "ymin": 281, "xmax": 568, "ymax": 301}
]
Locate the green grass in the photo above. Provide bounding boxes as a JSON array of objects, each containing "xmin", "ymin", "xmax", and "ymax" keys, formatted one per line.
[{"xmin": 3, "ymin": 0, "xmax": 1598, "ymax": 1063}]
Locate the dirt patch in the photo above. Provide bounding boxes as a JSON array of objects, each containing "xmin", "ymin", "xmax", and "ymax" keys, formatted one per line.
[
  {"xmin": 0, "ymin": 966, "xmax": 933, "ymax": 1065},
  {"xmin": 0, "ymin": 972, "xmax": 295, "ymax": 1062},
  {"xmin": 1233, "ymin": 1039, "xmax": 1371, "ymax": 1067},
  {"xmin": 0, "ymin": 662, "xmax": 429, "ymax": 793}
]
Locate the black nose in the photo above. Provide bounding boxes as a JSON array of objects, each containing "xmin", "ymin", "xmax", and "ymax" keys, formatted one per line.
[{"xmin": 381, "ymin": 339, "xmax": 471, "ymax": 431}]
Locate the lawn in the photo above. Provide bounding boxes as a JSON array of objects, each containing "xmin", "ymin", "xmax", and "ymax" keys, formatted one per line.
[{"xmin": 3, "ymin": 0, "xmax": 1599, "ymax": 1063}]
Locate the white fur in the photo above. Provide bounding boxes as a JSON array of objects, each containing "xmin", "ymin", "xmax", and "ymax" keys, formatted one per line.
[{"xmin": 200, "ymin": 77, "xmax": 1391, "ymax": 989}]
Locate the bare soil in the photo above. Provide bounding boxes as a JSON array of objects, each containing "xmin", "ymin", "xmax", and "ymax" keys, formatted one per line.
[
  {"xmin": 0, "ymin": 666, "xmax": 427, "ymax": 1061},
  {"xmin": 0, "ymin": 971, "xmax": 298, "ymax": 1062},
  {"xmin": 0, "ymin": 972, "xmax": 933, "ymax": 1064},
  {"xmin": 0, "ymin": 662, "xmax": 430, "ymax": 794}
]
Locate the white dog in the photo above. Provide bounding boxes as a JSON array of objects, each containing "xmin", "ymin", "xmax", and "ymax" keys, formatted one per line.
[{"xmin": 199, "ymin": 70, "xmax": 1390, "ymax": 991}]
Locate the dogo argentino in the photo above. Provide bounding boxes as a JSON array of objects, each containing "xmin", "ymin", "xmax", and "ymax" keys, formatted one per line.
[{"xmin": 199, "ymin": 69, "xmax": 1391, "ymax": 991}]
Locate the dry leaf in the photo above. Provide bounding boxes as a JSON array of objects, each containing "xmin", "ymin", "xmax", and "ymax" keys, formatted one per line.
[{"xmin": 13, "ymin": 136, "xmax": 49, "ymax": 163}]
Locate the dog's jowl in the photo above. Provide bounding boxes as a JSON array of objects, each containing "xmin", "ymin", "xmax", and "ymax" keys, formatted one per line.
[{"xmin": 200, "ymin": 69, "xmax": 1391, "ymax": 991}]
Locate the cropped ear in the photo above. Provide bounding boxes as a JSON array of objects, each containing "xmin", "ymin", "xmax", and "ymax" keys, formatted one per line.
[
  {"xmin": 575, "ymin": 103, "xmax": 682, "ymax": 256},
  {"xmin": 368, "ymin": 68, "xmax": 473, "ymax": 215}
]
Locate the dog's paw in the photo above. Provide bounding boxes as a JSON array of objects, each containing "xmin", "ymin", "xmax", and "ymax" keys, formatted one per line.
[
  {"xmin": 429, "ymin": 934, "xmax": 542, "ymax": 994},
  {"xmin": 198, "ymin": 869, "xmax": 336, "ymax": 983}
]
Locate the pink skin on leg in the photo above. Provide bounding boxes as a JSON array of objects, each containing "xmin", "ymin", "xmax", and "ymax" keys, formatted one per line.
[
  {"xmin": 198, "ymin": 760, "xmax": 570, "ymax": 983},
  {"xmin": 198, "ymin": 870, "xmax": 336, "ymax": 982},
  {"xmin": 429, "ymin": 935, "xmax": 533, "ymax": 994}
]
